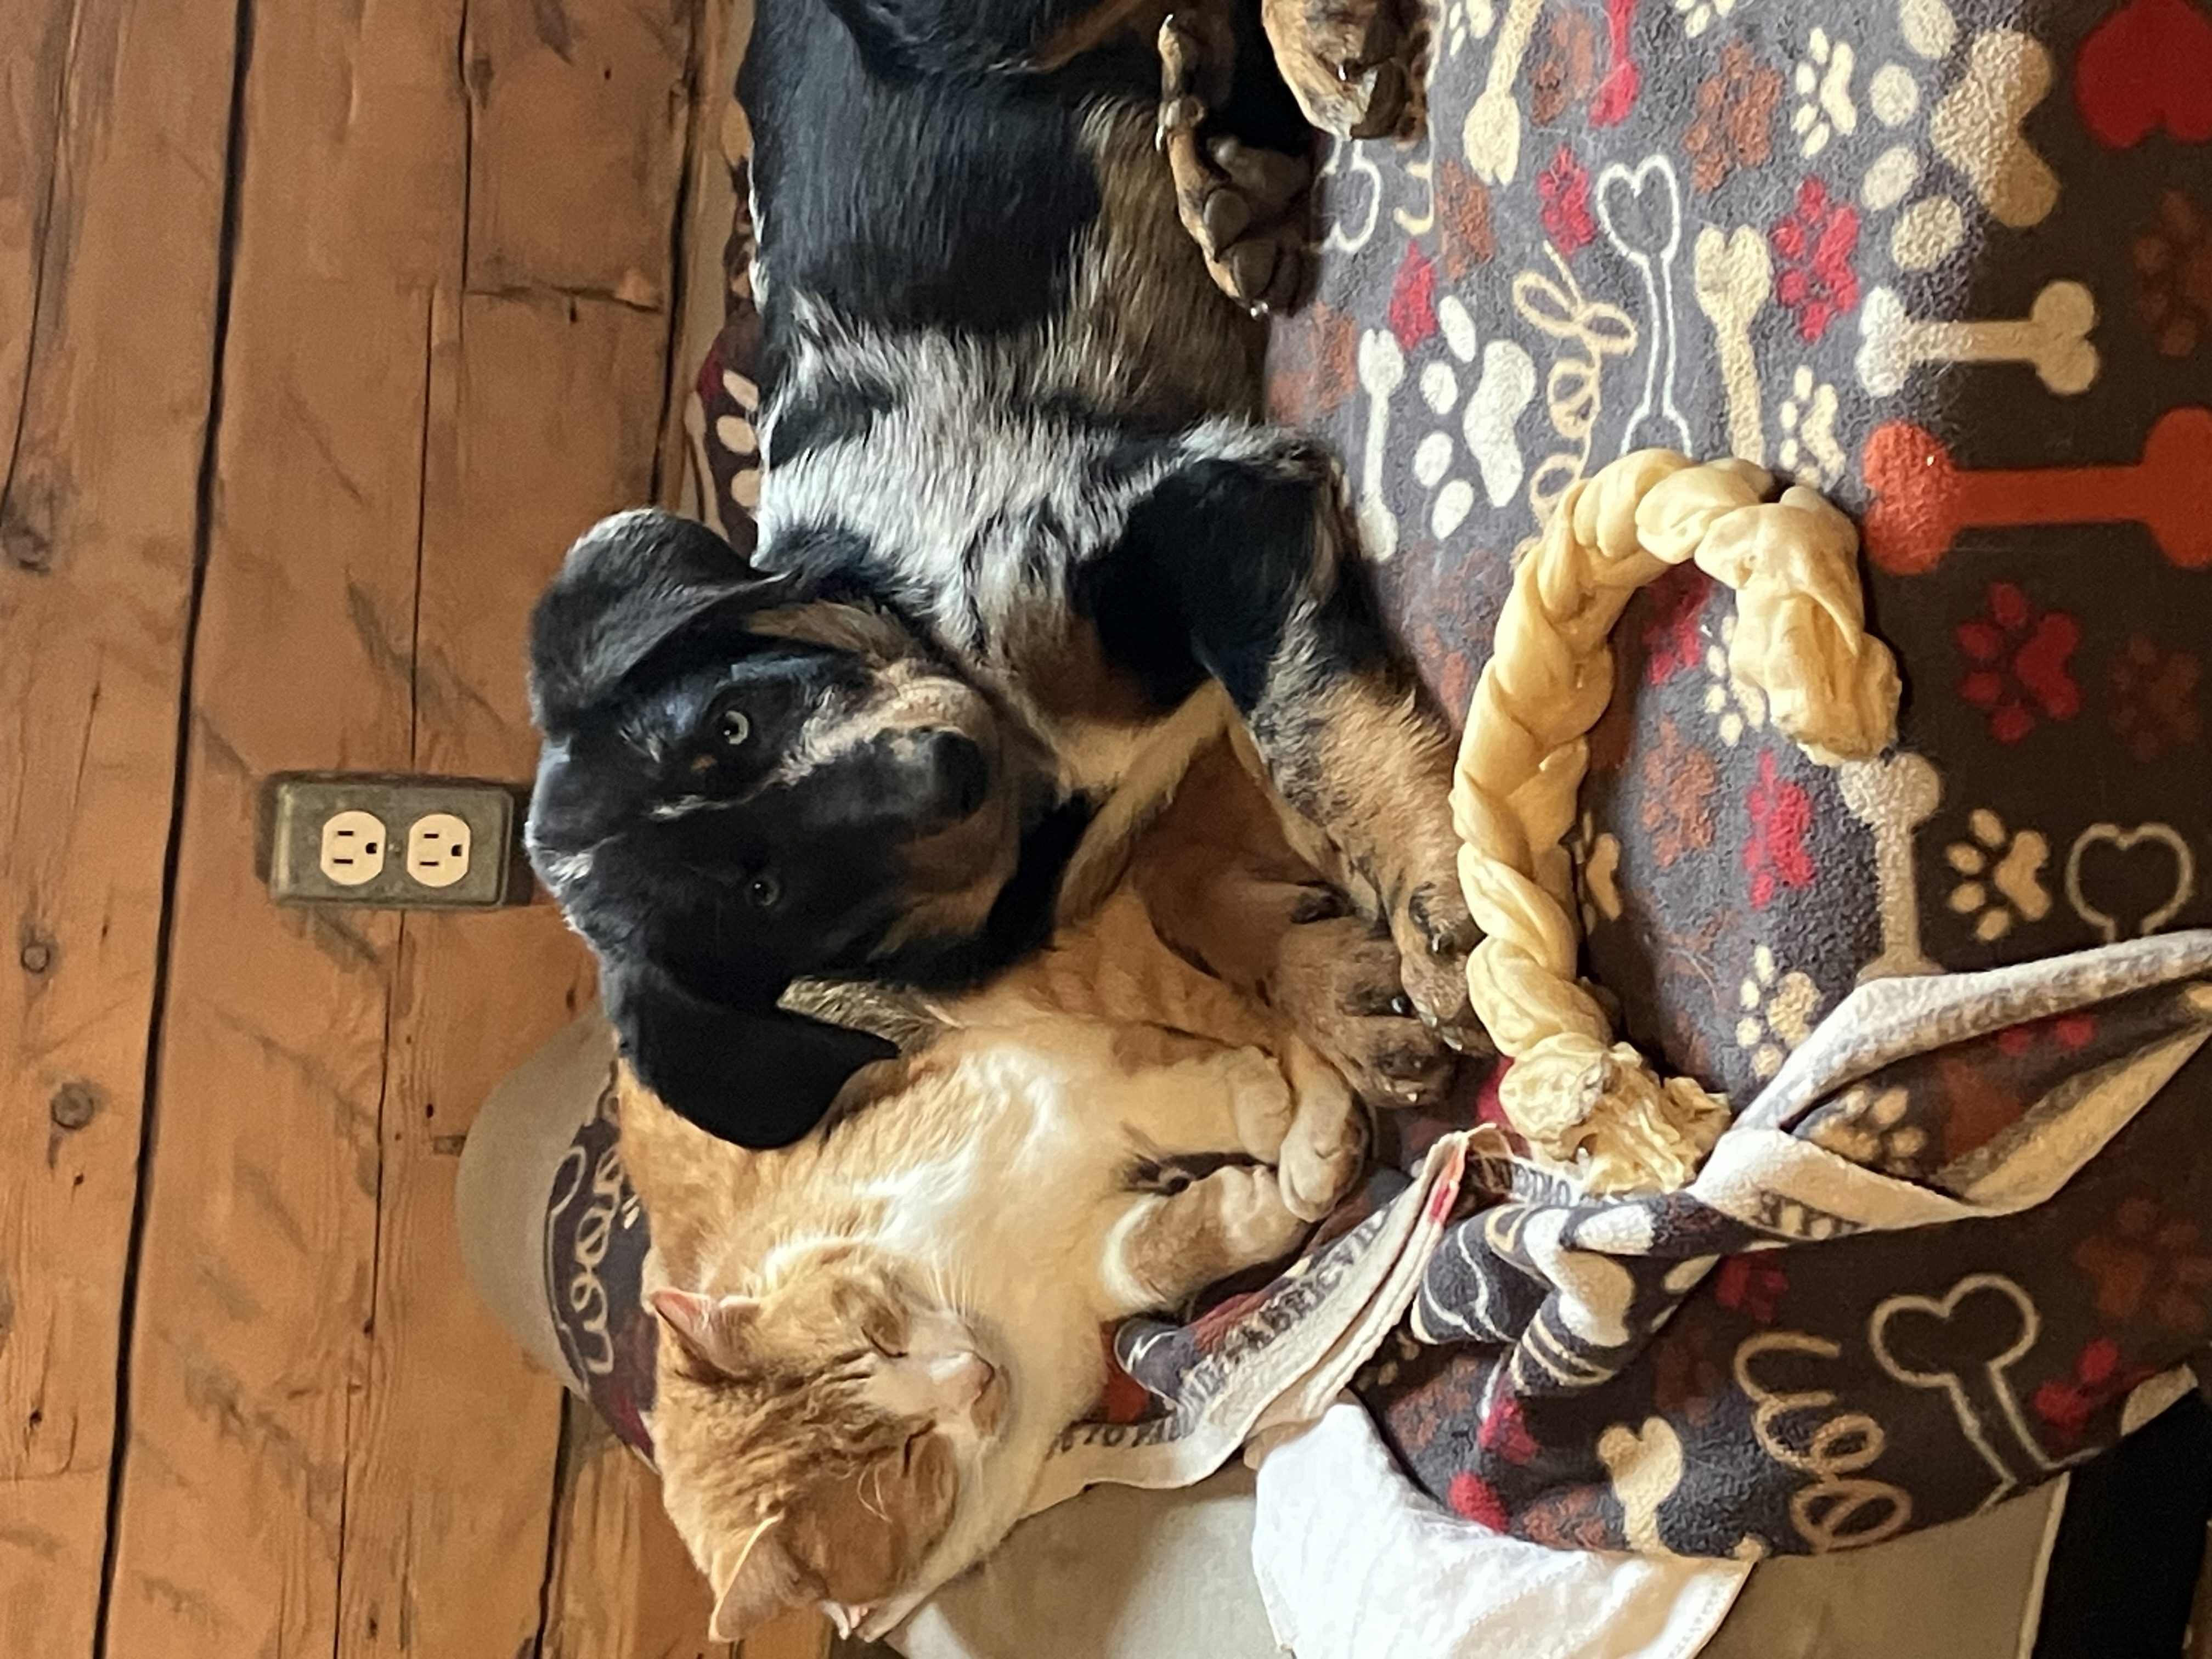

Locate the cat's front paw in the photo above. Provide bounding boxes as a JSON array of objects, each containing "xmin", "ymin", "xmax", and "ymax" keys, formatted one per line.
[
  {"xmin": 1214, "ymin": 1163, "xmax": 1315, "ymax": 1265},
  {"xmin": 1276, "ymin": 1041, "xmax": 1373, "ymax": 1221}
]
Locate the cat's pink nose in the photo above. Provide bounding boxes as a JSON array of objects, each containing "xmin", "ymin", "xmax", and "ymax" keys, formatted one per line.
[{"xmin": 942, "ymin": 1353, "xmax": 994, "ymax": 1405}]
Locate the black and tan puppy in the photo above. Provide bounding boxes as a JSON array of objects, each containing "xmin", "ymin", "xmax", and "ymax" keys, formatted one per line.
[{"xmin": 526, "ymin": 0, "xmax": 1479, "ymax": 1149}]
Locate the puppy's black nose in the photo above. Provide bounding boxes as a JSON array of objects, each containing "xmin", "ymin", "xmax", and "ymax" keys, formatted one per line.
[{"xmin": 918, "ymin": 730, "xmax": 990, "ymax": 826}]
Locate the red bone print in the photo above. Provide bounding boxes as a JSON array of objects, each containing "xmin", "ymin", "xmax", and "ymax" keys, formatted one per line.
[
  {"xmin": 1590, "ymin": 0, "xmax": 1641, "ymax": 127},
  {"xmin": 2075, "ymin": 0, "xmax": 2212, "ymax": 149},
  {"xmin": 1861, "ymin": 408, "xmax": 2212, "ymax": 575}
]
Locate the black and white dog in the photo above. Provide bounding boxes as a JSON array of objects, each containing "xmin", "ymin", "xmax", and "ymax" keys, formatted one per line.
[{"xmin": 525, "ymin": 0, "xmax": 1479, "ymax": 1148}]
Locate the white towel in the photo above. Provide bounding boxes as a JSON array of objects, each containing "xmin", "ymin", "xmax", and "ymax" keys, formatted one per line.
[{"xmin": 1250, "ymin": 1401, "xmax": 1750, "ymax": 1659}]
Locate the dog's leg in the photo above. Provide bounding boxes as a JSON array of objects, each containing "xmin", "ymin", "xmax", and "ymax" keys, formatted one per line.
[
  {"xmin": 1118, "ymin": 437, "xmax": 1483, "ymax": 1049},
  {"xmin": 1132, "ymin": 742, "xmax": 1456, "ymax": 1106},
  {"xmin": 1260, "ymin": 0, "xmax": 1414, "ymax": 138},
  {"xmin": 1156, "ymin": 9, "xmax": 1317, "ymax": 314}
]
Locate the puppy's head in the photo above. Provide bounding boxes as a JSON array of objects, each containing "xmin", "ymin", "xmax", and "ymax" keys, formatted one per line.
[{"xmin": 526, "ymin": 508, "xmax": 1039, "ymax": 1144}]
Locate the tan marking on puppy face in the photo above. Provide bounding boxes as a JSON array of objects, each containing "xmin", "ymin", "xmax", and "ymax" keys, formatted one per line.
[
  {"xmin": 748, "ymin": 600, "xmax": 927, "ymax": 665},
  {"xmin": 747, "ymin": 650, "xmax": 1040, "ymax": 950}
]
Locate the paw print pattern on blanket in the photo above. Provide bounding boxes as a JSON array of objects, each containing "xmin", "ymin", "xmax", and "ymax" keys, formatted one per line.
[
  {"xmin": 1944, "ymin": 809, "xmax": 2053, "ymax": 941},
  {"xmin": 1791, "ymin": 28, "xmax": 1861, "ymax": 158},
  {"xmin": 1735, "ymin": 944, "xmax": 1820, "ymax": 1080},
  {"xmin": 1409, "ymin": 293, "xmax": 1538, "ymax": 532}
]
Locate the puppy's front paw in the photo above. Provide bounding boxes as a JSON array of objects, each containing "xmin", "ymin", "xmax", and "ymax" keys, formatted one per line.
[
  {"xmin": 1261, "ymin": 0, "xmax": 1415, "ymax": 140},
  {"xmin": 1159, "ymin": 16, "xmax": 1316, "ymax": 315},
  {"xmin": 1390, "ymin": 881, "xmax": 1491, "ymax": 1057},
  {"xmin": 1269, "ymin": 916, "xmax": 1454, "ymax": 1108}
]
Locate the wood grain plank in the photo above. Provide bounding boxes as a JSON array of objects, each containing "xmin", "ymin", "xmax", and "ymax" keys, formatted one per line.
[
  {"xmin": 0, "ymin": 0, "xmax": 72, "ymax": 478},
  {"xmin": 463, "ymin": 0, "xmax": 696, "ymax": 311},
  {"xmin": 98, "ymin": 0, "xmax": 475, "ymax": 1651},
  {"xmin": 658, "ymin": 0, "xmax": 746, "ymax": 512},
  {"xmin": 0, "ymin": 0, "xmax": 240, "ymax": 1652},
  {"xmin": 543, "ymin": 1403, "xmax": 733, "ymax": 1659},
  {"xmin": 326, "ymin": 2, "xmax": 699, "ymax": 1652},
  {"xmin": 329, "ymin": 294, "xmax": 676, "ymax": 1659}
]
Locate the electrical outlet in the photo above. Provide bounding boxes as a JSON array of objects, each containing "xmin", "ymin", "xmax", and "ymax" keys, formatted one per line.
[
  {"xmin": 405, "ymin": 812, "xmax": 472, "ymax": 888},
  {"xmin": 262, "ymin": 774, "xmax": 527, "ymax": 909},
  {"xmin": 320, "ymin": 809, "xmax": 390, "ymax": 886}
]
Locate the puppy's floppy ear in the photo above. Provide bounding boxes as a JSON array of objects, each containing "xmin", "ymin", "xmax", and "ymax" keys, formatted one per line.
[
  {"xmin": 603, "ymin": 957, "xmax": 899, "ymax": 1149},
  {"xmin": 529, "ymin": 507, "xmax": 788, "ymax": 731}
]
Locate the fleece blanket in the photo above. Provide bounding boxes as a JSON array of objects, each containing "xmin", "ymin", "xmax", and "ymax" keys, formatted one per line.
[{"xmin": 548, "ymin": 0, "xmax": 2212, "ymax": 1566}]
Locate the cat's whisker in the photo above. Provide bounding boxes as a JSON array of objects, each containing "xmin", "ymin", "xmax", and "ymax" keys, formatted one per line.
[{"xmin": 857, "ymin": 1460, "xmax": 891, "ymax": 1523}]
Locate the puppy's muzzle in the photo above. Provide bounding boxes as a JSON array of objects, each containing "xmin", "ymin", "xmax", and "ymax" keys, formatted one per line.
[{"xmin": 859, "ymin": 729, "xmax": 994, "ymax": 837}]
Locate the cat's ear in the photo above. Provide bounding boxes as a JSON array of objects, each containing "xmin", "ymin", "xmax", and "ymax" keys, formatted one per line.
[
  {"xmin": 706, "ymin": 1513, "xmax": 800, "ymax": 1643},
  {"xmin": 648, "ymin": 1288, "xmax": 760, "ymax": 1379},
  {"xmin": 605, "ymin": 956, "xmax": 899, "ymax": 1149}
]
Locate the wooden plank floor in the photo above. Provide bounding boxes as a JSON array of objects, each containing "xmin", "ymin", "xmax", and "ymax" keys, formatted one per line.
[{"xmin": 0, "ymin": 1, "xmax": 822, "ymax": 1655}]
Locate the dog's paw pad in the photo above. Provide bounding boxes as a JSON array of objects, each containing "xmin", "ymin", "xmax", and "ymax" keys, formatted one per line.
[{"xmin": 1158, "ymin": 20, "xmax": 1316, "ymax": 313}]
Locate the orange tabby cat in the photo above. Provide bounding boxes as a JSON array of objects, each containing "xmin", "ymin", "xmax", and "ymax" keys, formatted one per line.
[{"xmin": 625, "ymin": 749, "xmax": 1391, "ymax": 1644}]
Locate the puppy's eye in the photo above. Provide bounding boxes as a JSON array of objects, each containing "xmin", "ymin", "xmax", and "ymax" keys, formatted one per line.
[
  {"xmin": 716, "ymin": 707, "xmax": 751, "ymax": 747},
  {"xmin": 746, "ymin": 871, "xmax": 781, "ymax": 909}
]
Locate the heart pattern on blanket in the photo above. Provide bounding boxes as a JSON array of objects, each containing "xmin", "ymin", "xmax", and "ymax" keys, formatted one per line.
[{"xmin": 2074, "ymin": 0, "xmax": 2212, "ymax": 150}]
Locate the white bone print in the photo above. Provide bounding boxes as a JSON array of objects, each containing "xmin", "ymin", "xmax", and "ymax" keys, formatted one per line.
[
  {"xmin": 1929, "ymin": 31, "xmax": 2058, "ymax": 229},
  {"xmin": 1357, "ymin": 330, "xmax": 1406, "ymax": 561},
  {"xmin": 1596, "ymin": 156, "xmax": 1691, "ymax": 454},
  {"xmin": 1839, "ymin": 752, "xmax": 1942, "ymax": 981},
  {"xmin": 1870, "ymin": 1274, "xmax": 2056, "ymax": 1510},
  {"xmin": 1599, "ymin": 1418, "xmax": 1686, "ymax": 1554},
  {"xmin": 1463, "ymin": 0, "xmax": 1546, "ymax": 184},
  {"xmin": 1856, "ymin": 281, "xmax": 2097, "ymax": 397},
  {"xmin": 1693, "ymin": 225, "xmax": 1773, "ymax": 465}
]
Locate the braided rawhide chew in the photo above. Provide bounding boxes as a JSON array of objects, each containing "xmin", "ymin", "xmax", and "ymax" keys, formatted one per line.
[{"xmin": 1453, "ymin": 450, "xmax": 1903, "ymax": 1195}]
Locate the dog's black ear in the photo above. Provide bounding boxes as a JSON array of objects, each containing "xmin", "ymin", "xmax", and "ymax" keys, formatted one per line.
[
  {"xmin": 602, "ymin": 957, "xmax": 900, "ymax": 1149},
  {"xmin": 529, "ymin": 508, "xmax": 787, "ymax": 731}
]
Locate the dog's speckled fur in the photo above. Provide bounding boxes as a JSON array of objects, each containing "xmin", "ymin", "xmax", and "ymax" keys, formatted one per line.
[{"xmin": 524, "ymin": 0, "xmax": 1472, "ymax": 1149}]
